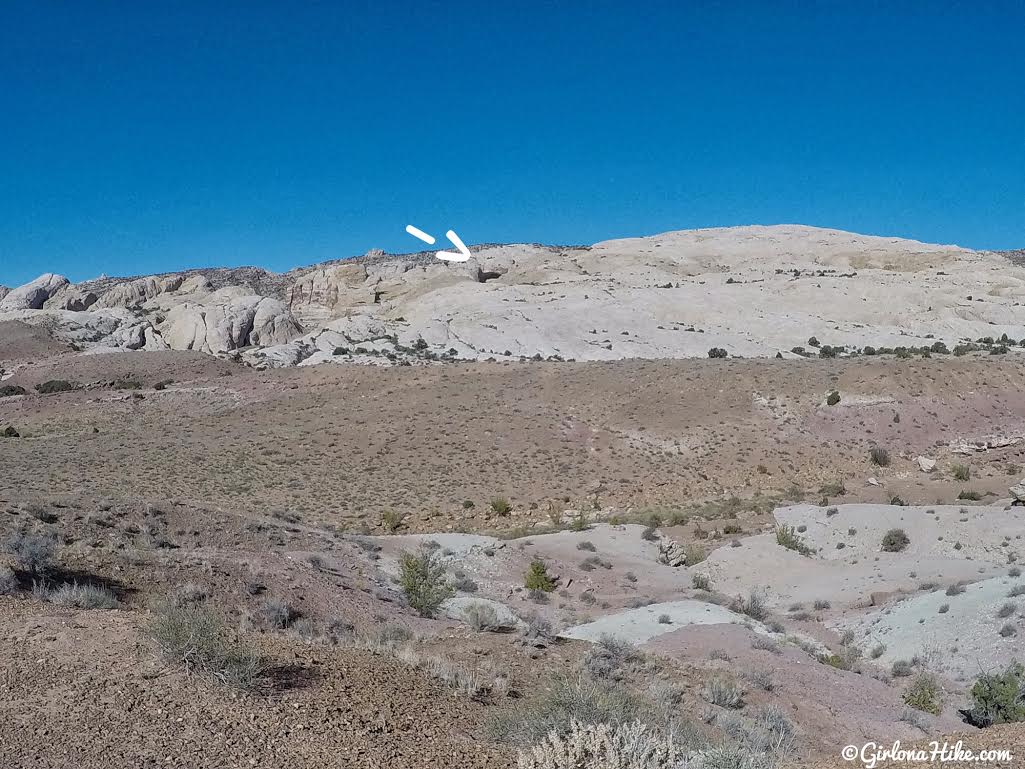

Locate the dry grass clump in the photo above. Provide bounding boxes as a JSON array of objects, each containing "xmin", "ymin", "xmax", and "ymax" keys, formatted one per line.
[
  {"xmin": 516, "ymin": 720, "xmax": 679, "ymax": 769},
  {"xmin": 149, "ymin": 602, "xmax": 263, "ymax": 690},
  {"xmin": 41, "ymin": 582, "xmax": 120, "ymax": 609}
]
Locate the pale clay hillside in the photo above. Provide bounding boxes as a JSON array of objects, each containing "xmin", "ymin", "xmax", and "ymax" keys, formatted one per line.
[{"xmin": 1, "ymin": 225, "xmax": 1021, "ymax": 368}]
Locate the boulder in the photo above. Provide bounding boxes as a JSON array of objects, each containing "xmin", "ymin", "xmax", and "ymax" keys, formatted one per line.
[
  {"xmin": 916, "ymin": 456, "xmax": 936, "ymax": 473},
  {"xmin": 1010, "ymin": 478, "xmax": 1025, "ymax": 506},
  {"xmin": 46, "ymin": 287, "xmax": 99, "ymax": 311},
  {"xmin": 0, "ymin": 273, "xmax": 69, "ymax": 311},
  {"xmin": 160, "ymin": 296, "xmax": 302, "ymax": 354},
  {"xmin": 94, "ymin": 275, "xmax": 185, "ymax": 309},
  {"xmin": 657, "ymin": 536, "xmax": 688, "ymax": 567}
]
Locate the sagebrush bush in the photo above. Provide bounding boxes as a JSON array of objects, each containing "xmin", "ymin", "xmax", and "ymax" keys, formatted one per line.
[
  {"xmin": 516, "ymin": 720, "xmax": 679, "ymax": 769},
  {"xmin": 44, "ymin": 582, "xmax": 120, "ymax": 609},
  {"xmin": 3, "ymin": 532, "xmax": 55, "ymax": 574},
  {"xmin": 967, "ymin": 662, "xmax": 1025, "ymax": 727},
  {"xmin": 34, "ymin": 379, "xmax": 78, "ymax": 394},
  {"xmin": 702, "ymin": 677, "xmax": 745, "ymax": 709},
  {"xmin": 488, "ymin": 675, "xmax": 647, "ymax": 746},
  {"xmin": 869, "ymin": 447, "xmax": 890, "ymax": 467},
  {"xmin": 398, "ymin": 545, "xmax": 453, "ymax": 617},
  {"xmin": 881, "ymin": 528, "xmax": 910, "ymax": 553},
  {"xmin": 463, "ymin": 601, "xmax": 501, "ymax": 632},
  {"xmin": 584, "ymin": 635, "xmax": 639, "ymax": 680},
  {"xmin": 149, "ymin": 602, "xmax": 263, "ymax": 689},
  {"xmin": 259, "ymin": 597, "xmax": 299, "ymax": 629},
  {"xmin": 903, "ymin": 673, "xmax": 943, "ymax": 715},
  {"xmin": 0, "ymin": 565, "xmax": 17, "ymax": 595},
  {"xmin": 733, "ymin": 590, "xmax": 769, "ymax": 621},
  {"xmin": 491, "ymin": 497, "xmax": 513, "ymax": 515}
]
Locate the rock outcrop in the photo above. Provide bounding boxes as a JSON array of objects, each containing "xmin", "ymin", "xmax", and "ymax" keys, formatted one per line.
[
  {"xmin": 0, "ymin": 274, "xmax": 70, "ymax": 311},
  {"xmin": 3, "ymin": 225, "xmax": 1025, "ymax": 367},
  {"xmin": 160, "ymin": 294, "xmax": 302, "ymax": 354},
  {"xmin": 657, "ymin": 536, "xmax": 688, "ymax": 567},
  {"xmin": 1011, "ymin": 478, "xmax": 1025, "ymax": 506}
]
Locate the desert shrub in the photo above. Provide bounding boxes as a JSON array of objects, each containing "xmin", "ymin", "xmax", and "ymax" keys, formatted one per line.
[
  {"xmin": 746, "ymin": 669, "xmax": 775, "ymax": 692},
  {"xmin": 775, "ymin": 525, "xmax": 811, "ymax": 556},
  {"xmin": 170, "ymin": 582, "xmax": 209, "ymax": 606},
  {"xmin": 0, "ymin": 385, "xmax": 26, "ymax": 397},
  {"xmin": 958, "ymin": 489, "xmax": 983, "ymax": 501},
  {"xmin": 818, "ymin": 345, "xmax": 838, "ymax": 358},
  {"xmin": 686, "ymin": 544, "xmax": 707, "ymax": 565},
  {"xmin": 1009, "ymin": 586, "xmax": 1025, "ymax": 598},
  {"xmin": 999, "ymin": 623, "xmax": 1017, "ymax": 638},
  {"xmin": 381, "ymin": 509, "xmax": 406, "ymax": 532},
  {"xmin": 3, "ymin": 532, "xmax": 55, "ymax": 574},
  {"xmin": 692, "ymin": 573, "xmax": 711, "ymax": 591},
  {"xmin": 584, "ymin": 635, "xmax": 639, "ymax": 680},
  {"xmin": 43, "ymin": 582, "xmax": 120, "ymax": 609},
  {"xmin": 881, "ymin": 528, "xmax": 910, "ymax": 553},
  {"xmin": 488, "ymin": 674, "xmax": 647, "ymax": 746},
  {"xmin": 952, "ymin": 464, "xmax": 971, "ymax": 481},
  {"xmin": 516, "ymin": 719, "xmax": 679, "ymax": 769},
  {"xmin": 732, "ymin": 590, "xmax": 768, "ymax": 621},
  {"xmin": 702, "ymin": 677, "xmax": 745, "ymax": 709},
  {"xmin": 522, "ymin": 614, "xmax": 555, "ymax": 647},
  {"xmin": 525, "ymin": 558, "xmax": 557, "ymax": 592},
  {"xmin": 576, "ymin": 541, "xmax": 596, "ymax": 552},
  {"xmin": 892, "ymin": 659, "xmax": 914, "ymax": 677},
  {"xmin": 398, "ymin": 545, "xmax": 453, "ymax": 617},
  {"xmin": 813, "ymin": 599, "xmax": 831, "ymax": 610},
  {"xmin": 149, "ymin": 602, "xmax": 262, "ymax": 689},
  {"xmin": 945, "ymin": 583, "xmax": 966, "ymax": 596},
  {"xmin": 463, "ymin": 601, "xmax": 501, "ymax": 632},
  {"xmin": 34, "ymin": 379, "xmax": 78, "ymax": 394},
  {"xmin": 707, "ymin": 347, "xmax": 728, "ymax": 359},
  {"xmin": 154, "ymin": 379, "xmax": 174, "ymax": 390},
  {"xmin": 259, "ymin": 598, "xmax": 300, "ymax": 629},
  {"xmin": 826, "ymin": 390, "xmax": 840, "ymax": 406},
  {"xmin": 966, "ymin": 662, "xmax": 1025, "ymax": 727},
  {"xmin": 491, "ymin": 497, "xmax": 512, "ymax": 515},
  {"xmin": 997, "ymin": 602, "xmax": 1017, "ymax": 619},
  {"xmin": 903, "ymin": 673, "xmax": 943, "ymax": 715},
  {"xmin": 820, "ymin": 480, "xmax": 846, "ymax": 496},
  {"xmin": 0, "ymin": 565, "xmax": 17, "ymax": 595},
  {"xmin": 869, "ymin": 447, "xmax": 890, "ymax": 467},
  {"xmin": 451, "ymin": 571, "xmax": 479, "ymax": 593}
]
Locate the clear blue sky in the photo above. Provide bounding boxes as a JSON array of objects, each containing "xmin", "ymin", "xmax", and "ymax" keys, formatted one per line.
[{"xmin": 2, "ymin": 1, "xmax": 1023, "ymax": 286}]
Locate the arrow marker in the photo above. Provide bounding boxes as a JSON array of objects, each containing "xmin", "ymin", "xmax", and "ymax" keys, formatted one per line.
[
  {"xmin": 436, "ymin": 230, "xmax": 471, "ymax": 262},
  {"xmin": 405, "ymin": 225, "xmax": 472, "ymax": 262}
]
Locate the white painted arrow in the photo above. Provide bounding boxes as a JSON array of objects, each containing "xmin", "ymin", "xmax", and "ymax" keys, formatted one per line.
[{"xmin": 405, "ymin": 225, "xmax": 472, "ymax": 262}]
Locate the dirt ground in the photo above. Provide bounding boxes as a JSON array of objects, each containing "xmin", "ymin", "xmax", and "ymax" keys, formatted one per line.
[{"xmin": 3, "ymin": 347, "xmax": 1025, "ymax": 767}]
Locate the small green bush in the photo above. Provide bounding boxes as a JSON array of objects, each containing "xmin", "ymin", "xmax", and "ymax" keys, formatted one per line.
[
  {"xmin": 398, "ymin": 545, "xmax": 454, "ymax": 617},
  {"xmin": 903, "ymin": 672, "xmax": 943, "ymax": 715},
  {"xmin": 0, "ymin": 385, "xmax": 26, "ymax": 398},
  {"xmin": 967, "ymin": 662, "xmax": 1025, "ymax": 727},
  {"xmin": 524, "ymin": 558, "xmax": 557, "ymax": 592},
  {"xmin": 775, "ymin": 524, "xmax": 812, "ymax": 556},
  {"xmin": 826, "ymin": 390, "xmax": 841, "ymax": 406},
  {"xmin": 881, "ymin": 528, "xmax": 910, "ymax": 553},
  {"xmin": 958, "ymin": 489, "xmax": 983, "ymax": 501},
  {"xmin": 707, "ymin": 347, "xmax": 727, "ymax": 359},
  {"xmin": 490, "ymin": 497, "xmax": 512, "ymax": 516}
]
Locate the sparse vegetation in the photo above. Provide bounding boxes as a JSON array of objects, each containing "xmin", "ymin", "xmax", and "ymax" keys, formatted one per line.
[
  {"xmin": 869, "ymin": 447, "xmax": 890, "ymax": 467},
  {"xmin": 826, "ymin": 390, "xmax": 840, "ymax": 406},
  {"xmin": 903, "ymin": 673, "xmax": 943, "ymax": 715},
  {"xmin": 775, "ymin": 524, "xmax": 812, "ymax": 555},
  {"xmin": 34, "ymin": 379, "xmax": 79, "ymax": 394},
  {"xmin": 42, "ymin": 582, "xmax": 120, "ymax": 609},
  {"xmin": 398, "ymin": 545, "xmax": 454, "ymax": 617},
  {"xmin": 3, "ymin": 532, "xmax": 55, "ymax": 575},
  {"xmin": 881, "ymin": 528, "xmax": 910, "ymax": 553},
  {"xmin": 524, "ymin": 558, "xmax": 557, "ymax": 593},
  {"xmin": 149, "ymin": 601, "xmax": 263, "ymax": 689},
  {"xmin": 490, "ymin": 497, "xmax": 512, "ymax": 516},
  {"xmin": 967, "ymin": 662, "xmax": 1025, "ymax": 727},
  {"xmin": 952, "ymin": 464, "xmax": 971, "ymax": 481},
  {"xmin": 702, "ymin": 677, "xmax": 745, "ymax": 709}
]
